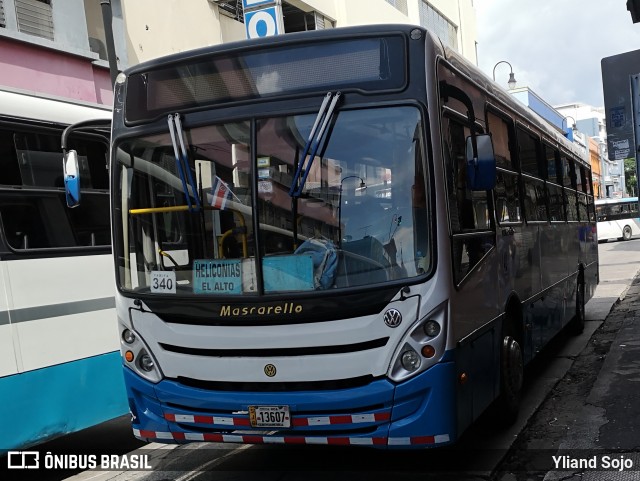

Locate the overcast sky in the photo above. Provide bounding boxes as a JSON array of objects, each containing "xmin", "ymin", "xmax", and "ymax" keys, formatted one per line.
[{"xmin": 475, "ymin": 0, "xmax": 640, "ymax": 108}]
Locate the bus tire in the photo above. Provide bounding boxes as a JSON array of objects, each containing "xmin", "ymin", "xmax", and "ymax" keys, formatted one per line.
[
  {"xmin": 623, "ymin": 225, "xmax": 632, "ymax": 241},
  {"xmin": 570, "ymin": 278, "xmax": 586, "ymax": 335},
  {"xmin": 496, "ymin": 321, "xmax": 523, "ymax": 425}
]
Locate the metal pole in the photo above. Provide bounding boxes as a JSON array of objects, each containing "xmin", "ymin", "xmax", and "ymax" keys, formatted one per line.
[{"xmin": 100, "ymin": 0, "xmax": 119, "ymax": 87}]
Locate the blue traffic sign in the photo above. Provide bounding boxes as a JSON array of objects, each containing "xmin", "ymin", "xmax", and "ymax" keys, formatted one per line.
[{"xmin": 245, "ymin": 7, "xmax": 280, "ymax": 39}]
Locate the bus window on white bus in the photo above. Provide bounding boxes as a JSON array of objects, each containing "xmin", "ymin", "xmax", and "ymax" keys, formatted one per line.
[{"xmin": 0, "ymin": 126, "xmax": 110, "ymax": 249}]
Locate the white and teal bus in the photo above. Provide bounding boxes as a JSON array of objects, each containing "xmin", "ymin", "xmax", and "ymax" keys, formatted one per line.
[
  {"xmin": 0, "ymin": 87, "xmax": 127, "ymax": 451},
  {"xmin": 595, "ymin": 197, "xmax": 640, "ymax": 242},
  {"xmin": 65, "ymin": 25, "xmax": 598, "ymax": 448}
]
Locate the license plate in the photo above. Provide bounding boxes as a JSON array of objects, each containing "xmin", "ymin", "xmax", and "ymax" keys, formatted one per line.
[{"xmin": 249, "ymin": 405, "xmax": 291, "ymax": 428}]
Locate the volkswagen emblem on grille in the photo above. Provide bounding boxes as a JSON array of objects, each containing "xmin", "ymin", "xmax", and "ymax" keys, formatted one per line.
[
  {"xmin": 264, "ymin": 364, "xmax": 277, "ymax": 377},
  {"xmin": 383, "ymin": 308, "xmax": 402, "ymax": 328}
]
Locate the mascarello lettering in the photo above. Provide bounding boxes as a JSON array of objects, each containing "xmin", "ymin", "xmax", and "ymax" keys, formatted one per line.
[{"xmin": 220, "ymin": 302, "xmax": 303, "ymax": 316}]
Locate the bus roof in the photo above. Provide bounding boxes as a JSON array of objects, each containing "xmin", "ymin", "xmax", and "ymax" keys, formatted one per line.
[{"xmin": 0, "ymin": 87, "xmax": 111, "ymax": 126}]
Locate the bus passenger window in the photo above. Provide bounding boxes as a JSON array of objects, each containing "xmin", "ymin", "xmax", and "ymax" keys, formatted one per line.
[
  {"xmin": 444, "ymin": 117, "xmax": 495, "ymax": 283},
  {"xmin": 488, "ymin": 112, "xmax": 521, "ymax": 224},
  {"xmin": 495, "ymin": 171, "xmax": 521, "ymax": 223}
]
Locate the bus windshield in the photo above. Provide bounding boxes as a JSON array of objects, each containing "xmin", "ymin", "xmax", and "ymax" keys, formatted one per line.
[{"xmin": 115, "ymin": 105, "xmax": 429, "ymax": 296}]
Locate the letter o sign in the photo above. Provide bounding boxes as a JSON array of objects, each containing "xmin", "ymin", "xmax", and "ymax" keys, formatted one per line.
[{"xmin": 245, "ymin": 8, "xmax": 279, "ymax": 39}]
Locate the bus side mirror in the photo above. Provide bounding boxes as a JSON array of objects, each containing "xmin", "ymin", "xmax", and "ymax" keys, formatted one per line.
[
  {"xmin": 465, "ymin": 134, "xmax": 496, "ymax": 191},
  {"xmin": 63, "ymin": 150, "xmax": 81, "ymax": 208}
]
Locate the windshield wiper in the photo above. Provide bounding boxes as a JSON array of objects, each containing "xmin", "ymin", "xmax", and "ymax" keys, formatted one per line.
[
  {"xmin": 168, "ymin": 113, "xmax": 201, "ymax": 212},
  {"xmin": 289, "ymin": 91, "xmax": 342, "ymax": 198}
]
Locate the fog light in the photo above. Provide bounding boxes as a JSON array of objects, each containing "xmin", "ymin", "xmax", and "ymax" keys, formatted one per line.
[
  {"xmin": 423, "ymin": 321, "xmax": 440, "ymax": 337},
  {"xmin": 140, "ymin": 354, "xmax": 154, "ymax": 372},
  {"xmin": 122, "ymin": 329, "xmax": 136, "ymax": 344},
  {"xmin": 401, "ymin": 349, "xmax": 421, "ymax": 371}
]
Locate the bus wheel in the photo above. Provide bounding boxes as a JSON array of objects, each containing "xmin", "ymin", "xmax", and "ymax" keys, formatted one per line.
[
  {"xmin": 497, "ymin": 326, "xmax": 523, "ymax": 425},
  {"xmin": 623, "ymin": 225, "xmax": 632, "ymax": 241},
  {"xmin": 570, "ymin": 280, "xmax": 586, "ymax": 335}
]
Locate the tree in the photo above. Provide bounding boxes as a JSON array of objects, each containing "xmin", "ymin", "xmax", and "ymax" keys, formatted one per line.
[{"xmin": 625, "ymin": 158, "xmax": 637, "ymax": 197}]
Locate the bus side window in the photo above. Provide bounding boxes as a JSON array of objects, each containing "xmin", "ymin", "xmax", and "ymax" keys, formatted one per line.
[
  {"xmin": 562, "ymin": 157, "xmax": 579, "ymax": 222},
  {"xmin": 517, "ymin": 127, "xmax": 548, "ymax": 222},
  {"xmin": 487, "ymin": 111, "xmax": 521, "ymax": 224},
  {"xmin": 444, "ymin": 117, "xmax": 495, "ymax": 283}
]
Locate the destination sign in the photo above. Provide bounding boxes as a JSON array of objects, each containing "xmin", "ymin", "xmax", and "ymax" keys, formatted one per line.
[{"xmin": 193, "ymin": 259, "xmax": 242, "ymax": 294}]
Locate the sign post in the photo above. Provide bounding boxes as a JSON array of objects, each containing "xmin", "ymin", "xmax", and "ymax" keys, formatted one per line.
[
  {"xmin": 633, "ymin": 74, "xmax": 640, "ymax": 197},
  {"xmin": 601, "ymin": 50, "xmax": 640, "ymax": 162},
  {"xmin": 242, "ymin": 0, "xmax": 284, "ymax": 39},
  {"xmin": 602, "ymin": 50, "xmax": 640, "ymax": 203}
]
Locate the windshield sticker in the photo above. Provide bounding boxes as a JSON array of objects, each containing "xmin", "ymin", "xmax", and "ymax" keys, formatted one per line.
[
  {"xmin": 193, "ymin": 259, "xmax": 242, "ymax": 294},
  {"xmin": 258, "ymin": 180, "xmax": 273, "ymax": 194},
  {"xmin": 263, "ymin": 254, "xmax": 315, "ymax": 292},
  {"xmin": 151, "ymin": 271, "xmax": 176, "ymax": 294},
  {"xmin": 258, "ymin": 168, "xmax": 271, "ymax": 179}
]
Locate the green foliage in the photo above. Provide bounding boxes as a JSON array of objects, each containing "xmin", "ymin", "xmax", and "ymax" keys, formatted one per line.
[{"xmin": 625, "ymin": 158, "xmax": 637, "ymax": 197}]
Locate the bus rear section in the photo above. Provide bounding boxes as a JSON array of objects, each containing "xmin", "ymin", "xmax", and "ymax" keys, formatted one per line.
[{"xmin": 0, "ymin": 88, "xmax": 128, "ymax": 451}]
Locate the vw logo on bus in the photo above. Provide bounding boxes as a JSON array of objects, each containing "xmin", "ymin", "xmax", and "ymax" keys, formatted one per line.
[
  {"xmin": 383, "ymin": 309, "xmax": 402, "ymax": 328},
  {"xmin": 264, "ymin": 364, "xmax": 277, "ymax": 377}
]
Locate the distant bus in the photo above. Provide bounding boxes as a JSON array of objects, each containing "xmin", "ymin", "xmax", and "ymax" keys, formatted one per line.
[
  {"xmin": 595, "ymin": 197, "xmax": 640, "ymax": 242},
  {"xmin": 0, "ymin": 87, "xmax": 127, "ymax": 451},
  {"xmin": 65, "ymin": 25, "xmax": 597, "ymax": 448}
]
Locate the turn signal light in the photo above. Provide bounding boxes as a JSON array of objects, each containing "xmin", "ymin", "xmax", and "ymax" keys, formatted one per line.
[
  {"xmin": 421, "ymin": 345, "xmax": 436, "ymax": 358},
  {"xmin": 125, "ymin": 351, "xmax": 134, "ymax": 362}
]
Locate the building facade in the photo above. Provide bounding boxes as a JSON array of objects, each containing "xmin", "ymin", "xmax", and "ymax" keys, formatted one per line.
[
  {"xmin": 555, "ymin": 102, "xmax": 623, "ymax": 199},
  {"xmin": 0, "ymin": 1, "xmax": 477, "ymax": 108},
  {"xmin": 120, "ymin": 0, "xmax": 477, "ymax": 65},
  {"xmin": 0, "ymin": 0, "xmax": 129, "ymax": 106},
  {"xmin": 507, "ymin": 87, "xmax": 615, "ymax": 199},
  {"xmin": 588, "ymin": 137, "xmax": 603, "ymax": 199}
]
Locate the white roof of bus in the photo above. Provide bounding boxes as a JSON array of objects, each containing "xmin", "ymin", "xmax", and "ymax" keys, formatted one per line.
[
  {"xmin": 595, "ymin": 197, "xmax": 638, "ymax": 205},
  {"xmin": 0, "ymin": 87, "xmax": 111, "ymax": 125}
]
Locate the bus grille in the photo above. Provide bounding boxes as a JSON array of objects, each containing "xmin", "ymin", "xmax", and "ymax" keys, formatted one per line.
[
  {"xmin": 172, "ymin": 375, "xmax": 378, "ymax": 392},
  {"xmin": 159, "ymin": 338, "xmax": 388, "ymax": 357}
]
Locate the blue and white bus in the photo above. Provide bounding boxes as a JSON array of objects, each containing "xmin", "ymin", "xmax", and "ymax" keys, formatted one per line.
[
  {"xmin": 65, "ymin": 25, "xmax": 598, "ymax": 448},
  {"xmin": 595, "ymin": 197, "xmax": 640, "ymax": 242},
  {"xmin": 0, "ymin": 87, "xmax": 127, "ymax": 451}
]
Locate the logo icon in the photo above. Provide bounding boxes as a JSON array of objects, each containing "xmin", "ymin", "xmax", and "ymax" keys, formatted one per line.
[
  {"xmin": 7, "ymin": 451, "xmax": 39, "ymax": 469},
  {"xmin": 264, "ymin": 364, "xmax": 277, "ymax": 377},
  {"xmin": 383, "ymin": 308, "xmax": 402, "ymax": 328}
]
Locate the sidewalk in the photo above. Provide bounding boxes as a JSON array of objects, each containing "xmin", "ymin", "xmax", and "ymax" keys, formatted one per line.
[{"xmin": 540, "ymin": 275, "xmax": 640, "ymax": 480}]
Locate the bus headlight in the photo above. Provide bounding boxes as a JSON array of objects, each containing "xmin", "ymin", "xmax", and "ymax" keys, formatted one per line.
[
  {"xmin": 139, "ymin": 353, "xmax": 155, "ymax": 372},
  {"xmin": 119, "ymin": 322, "xmax": 163, "ymax": 383},
  {"xmin": 388, "ymin": 301, "xmax": 448, "ymax": 382},
  {"xmin": 122, "ymin": 329, "xmax": 136, "ymax": 344},
  {"xmin": 423, "ymin": 320, "xmax": 441, "ymax": 337},
  {"xmin": 401, "ymin": 349, "xmax": 421, "ymax": 371}
]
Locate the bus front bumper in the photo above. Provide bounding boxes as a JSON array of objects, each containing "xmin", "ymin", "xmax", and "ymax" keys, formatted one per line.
[{"xmin": 123, "ymin": 360, "xmax": 457, "ymax": 449}]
